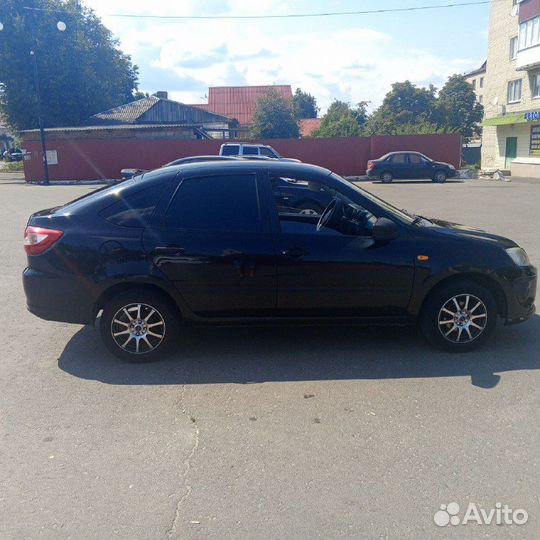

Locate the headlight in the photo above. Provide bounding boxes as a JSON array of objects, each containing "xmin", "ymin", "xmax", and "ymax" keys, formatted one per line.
[{"xmin": 506, "ymin": 247, "xmax": 530, "ymax": 267}]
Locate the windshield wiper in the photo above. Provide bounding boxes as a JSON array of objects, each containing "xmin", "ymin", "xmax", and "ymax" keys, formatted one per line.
[{"xmin": 412, "ymin": 214, "xmax": 433, "ymax": 226}]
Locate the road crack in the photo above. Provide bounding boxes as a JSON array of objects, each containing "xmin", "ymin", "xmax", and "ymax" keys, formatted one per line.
[{"xmin": 165, "ymin": 384, "xmax": 200, "ymax": 539}]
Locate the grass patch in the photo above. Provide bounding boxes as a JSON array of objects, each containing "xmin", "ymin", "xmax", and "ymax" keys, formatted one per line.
[{"xmin": 2, "ymin": 161, "xmax": 24, "ymax": 172}]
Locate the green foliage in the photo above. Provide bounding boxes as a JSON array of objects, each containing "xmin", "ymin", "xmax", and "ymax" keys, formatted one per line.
[
  {"xmin": 436, "ymin": 74, "xmax": 483, "ymax": 138},
  {"xmin": 0, "ymin": 0, "xmax": 139, "ymax": 130},
  {"xmin": 250, "ymin": 89, "xmax": 299, "ymax": 139},
  {"xmin": 2, "ymin": 160, "xmax": 24, "ymax": 171},
  {"xmin": 314, "ymin": 100, "xmax": 368, "ymax": 137},
  {"xmin": 364, "ymin": 77, "xmax": 482, "ymax": 138},
  {"xmin": 293, "ymin": 88, "xmax": 318, "ymax": 119},
  {"xmin": 364, "ymin": 81, "xmax": 437, "ymax": 135}
]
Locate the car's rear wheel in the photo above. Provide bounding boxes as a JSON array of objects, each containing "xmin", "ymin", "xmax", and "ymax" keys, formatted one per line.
[
  {"xmin": 433, "ymin": 170, "xmax": 447, "ymax": 183},
  {"xmin": 100, "ymin": 289, "xmax": 180, "ymax": 362},
  {"xmin": 297, "ymin": 202, "xmax": 323, "ymax": 216},
  {"xmin": 381, "ymin": 172, "xmax": 393, "ymax": 183},
  {"xmin": 420, "ymin": 280, "xmax": 498, "ymax": 352}
]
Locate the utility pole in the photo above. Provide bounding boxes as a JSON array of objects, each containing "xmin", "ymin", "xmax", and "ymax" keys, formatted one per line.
[{"xmin": 30, "ymin": 50, "xmax": 49, "ymax": 185}]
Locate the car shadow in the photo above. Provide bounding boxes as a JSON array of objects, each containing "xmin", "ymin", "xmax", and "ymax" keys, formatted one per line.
[{"xmin": 58, "ymin": 316, "xmax": 539, "ymax": 389}]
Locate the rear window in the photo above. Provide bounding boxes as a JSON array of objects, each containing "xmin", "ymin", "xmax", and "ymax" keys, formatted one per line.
[
  {"xmin": 166, "ymin": 175, "xmax": 261, "ymax": 232},
  {"xmin": 221, "ymin": 145, "xmax": 239, "ymax": 156}
]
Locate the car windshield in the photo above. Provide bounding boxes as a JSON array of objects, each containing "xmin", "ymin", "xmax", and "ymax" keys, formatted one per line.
[{"xmin": 329, "ymin": 173, "xmax": 416, "ymax": 224}]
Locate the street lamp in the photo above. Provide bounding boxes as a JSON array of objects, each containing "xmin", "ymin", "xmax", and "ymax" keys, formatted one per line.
[{"xmin": 0, "ymin": 19, "xmax": 67, "ymax": 184}]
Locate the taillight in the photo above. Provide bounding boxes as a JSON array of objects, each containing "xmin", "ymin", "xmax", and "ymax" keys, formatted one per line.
[
  {"xmin": 368, "ymin": 161, "xmax": 375, "ymax": 169},
  {"xmin": 24, "ymin": 226, "xmax": 64, "ymax": 256}
]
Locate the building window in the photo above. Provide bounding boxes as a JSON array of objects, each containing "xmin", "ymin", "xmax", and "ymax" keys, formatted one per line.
[
  {"xmin": 508, "ymin": 79, "xmax": 522, "ymax": 103},
  {"xmin": 519, "ymin": 16, "xmax": 540, "ymax": 50},
  {"xmin": 471, "ymin": 79, "xmax": 476, "ymax": 90},
  {"xmin": 479, "ymin": 77, "xmax": 484, "ymax": 88},
  {"xmin": 479, "ymin": 95, "xmax": 483, "ymax": 104},
  {"xmin": 510, "ymin": 36, "xmax": 518, "ymax": 59},
  {"xmin": 532, "ymin": 73, "xmax": 540, "ymax": 98}
]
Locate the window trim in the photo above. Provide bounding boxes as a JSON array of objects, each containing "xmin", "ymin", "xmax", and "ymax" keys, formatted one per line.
[
  {"xmin": 507, "ymin": 79, "xmax": 523, "ymax": 104},
  {"xmin": 510, "ymin": 36, "xmax": 519, "ymax": 60},
  {"xmin": 531, "ymin": 72, "xmax": 540, "ymax": 99},
  {"xmin": 518, "ymin": 16, "xmax": 540, "ymax": 51}
]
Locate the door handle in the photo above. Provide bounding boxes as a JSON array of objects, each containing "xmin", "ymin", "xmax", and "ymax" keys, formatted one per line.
[
  {"xmin": 154, "ymin": 245, "xmax": 185, "ymax": 256},
  {"xmin": 282, "ymin": 247, "xmax": 308, "ymax": 259}
]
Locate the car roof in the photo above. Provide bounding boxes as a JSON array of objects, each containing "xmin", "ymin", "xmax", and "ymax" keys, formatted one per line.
[
  {"xmin": 163, "ymin": 159, "xmax": 332, "ymax": 178},
  {"xmin": 380, "ymin": 151, "xmax": 427, "ymax": 158},
  {"xmin": 221, "ymin": 142, "xmax": 273, "ymax": 148}
]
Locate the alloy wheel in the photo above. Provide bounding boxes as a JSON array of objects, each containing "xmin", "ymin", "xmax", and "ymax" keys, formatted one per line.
[
  {"xmin": 110, "ymin": 303, "xmax": 166, "ymax": 354},
  {"xmin": 437, "ymin": 294, "xmax": 488, "ymax": 343}
]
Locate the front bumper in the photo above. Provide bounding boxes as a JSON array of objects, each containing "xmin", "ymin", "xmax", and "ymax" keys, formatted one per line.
[{"xmin": 504, "ymin": 266, "xmax": 537, "ymax": 324}]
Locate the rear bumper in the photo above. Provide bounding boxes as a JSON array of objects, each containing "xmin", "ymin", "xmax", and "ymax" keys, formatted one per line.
[{"xmin": 23, "ymin": 267, "xmax": 95, "ymax": 324}]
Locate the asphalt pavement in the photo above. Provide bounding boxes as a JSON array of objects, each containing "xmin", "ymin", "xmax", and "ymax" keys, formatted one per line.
[{"xmin": 0, "ymin": 173, "xmax": 538, "ymax": 540}]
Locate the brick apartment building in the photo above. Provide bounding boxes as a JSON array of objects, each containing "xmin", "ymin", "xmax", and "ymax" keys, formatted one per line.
[{"xmin": 481, "ymin": 0, "xmax": 540, "ymax": 177}]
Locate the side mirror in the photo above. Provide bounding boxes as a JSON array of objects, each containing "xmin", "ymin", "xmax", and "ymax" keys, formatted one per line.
[{"xmin": 372, "ymin": 217, "xmax": 399, "ymax": 242}]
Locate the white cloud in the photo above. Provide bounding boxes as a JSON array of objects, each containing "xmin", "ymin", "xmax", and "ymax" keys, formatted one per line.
[{"xmin": 83, "ymin": 0, "xmax": 483, "ymax": 112}]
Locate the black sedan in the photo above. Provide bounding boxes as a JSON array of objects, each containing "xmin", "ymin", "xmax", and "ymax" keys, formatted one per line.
[
  {"xmin": 23, "ymin": 161, "xmax": 535, "ymax": 361},
  {"xmin": 367, "ymin": 151, "xmax": 457, "ymax": 183}
]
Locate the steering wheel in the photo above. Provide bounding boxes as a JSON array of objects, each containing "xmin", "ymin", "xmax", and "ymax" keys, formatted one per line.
[{"xmin": 317, "ymin": 197, "xmax": 344, "ymax": 232}]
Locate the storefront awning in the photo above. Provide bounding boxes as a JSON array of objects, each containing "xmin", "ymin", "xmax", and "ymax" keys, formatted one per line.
[{"xmin": 482, "ymin": 114, "xmax": 530, "ymax": 127}]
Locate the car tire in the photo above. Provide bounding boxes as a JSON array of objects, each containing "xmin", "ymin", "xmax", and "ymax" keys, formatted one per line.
[
  {"xmin": 381, "ymin": 172, "xmax": 393, "ymax": 183},
  {"xmin": 297, "ymin": 202, "xmax": 323, "ymax": 215},
  {"xmin": 420, "ymin": 280, "xmax": 498, "ymax": 352},
  {"xmin": 100, "ymin": 289, "xmax": 180, "ymax": 362},
  {"xmin": 433, "ymin": 171, "xmax": 447, "ymax": 183}
]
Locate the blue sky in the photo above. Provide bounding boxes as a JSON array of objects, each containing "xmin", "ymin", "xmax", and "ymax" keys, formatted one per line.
[{"xmin": 86, "ymin": 0, "xmax": 490, "ymax": 112}]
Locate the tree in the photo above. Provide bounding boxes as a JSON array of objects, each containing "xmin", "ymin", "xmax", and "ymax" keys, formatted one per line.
[
  {"xmin": 437, "ymin": 74, "xmax": 484, "ymax": 138},
  {"xmin": 293, "ymin": 88, "xmax": 319, "ymax": 119},
  {"xmin": 364, "ymin": 81, "xmax": 437, "ymax": 135},
  {"xmin": 313, "ymin": 100, "xmax": 368, "ymax": 137},
  {"xmin": 250, "ymin": 89, "xmax": 299, "ymax": 139},
  {"xmin": 0, "ymin": 0, "xmax": 139, "ymax": 130}
]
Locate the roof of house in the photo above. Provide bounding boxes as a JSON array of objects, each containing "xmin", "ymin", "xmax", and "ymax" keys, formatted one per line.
[
  {"xmin": 86, "ymin": 95, "xmax": 231, "ymax": 126},
  {"xmin": 190, "ymin": 85, "xmax": 293, "ymax": 125},
  {"xmin": 464, "ymin": 61, "xmax": 487, "ymax": 78},
  {"xmin": 299, "ymin": 118, "xmax": 321, "ymax": 137}
]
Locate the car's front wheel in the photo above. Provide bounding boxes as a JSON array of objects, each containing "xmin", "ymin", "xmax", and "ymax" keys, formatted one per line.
[
  {"xmin": 433, "ymin": 170, "xmax": 447, "ymax": 183},
  {"xmin": 420, "ymin": 280, "xmax": 498, "ymax": 352},
  {"xmin": 100, "ymin": 289, "xmax": 180, "ymax": 362}
]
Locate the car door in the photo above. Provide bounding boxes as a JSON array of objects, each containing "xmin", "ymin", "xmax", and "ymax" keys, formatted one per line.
[
  {"xmin": 387, "ymin": 153, "xmax": 409, "ymax": 178},
  {"xmin": 263, "ymin": 172, "xmax": 416, "ymax": 317},
  {"xmin": 408, "ymin": 153, "xmax": 433, "ymax": 179},
  {"xmin": 142, "ymin": 171, "xmax": 277, "ymax": 316}
]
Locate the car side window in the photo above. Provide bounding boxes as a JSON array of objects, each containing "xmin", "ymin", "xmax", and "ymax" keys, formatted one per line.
[
  {"xmin": 242, "ymin": 146, "xmax": 259, "ymax": 155},
  {"xmin": 389, "ymin": 153, "xmax": 407, "ymax": 163},
  {"xmin": 221, "ymin": 145, "xmax": 239, "ymax": 156},
  {"xmin": 409, "ymin": 154, "xmax": 425, "ymax": 164},
  {"xmin": 100, "ymin": 183, "xmax": 167, "ymax": 228},
  {"xmin": 270, "ymin": 176, "xmax": 376, "ymax": 237},
  {"xmin": 166, "ymin": 175, "xmax": 262, "ymax": 232},
  {"xmin": 260, "ymin": 147, "xmax": 277, "ymax": 158}
]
